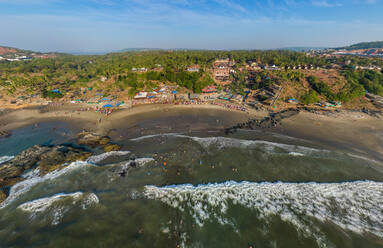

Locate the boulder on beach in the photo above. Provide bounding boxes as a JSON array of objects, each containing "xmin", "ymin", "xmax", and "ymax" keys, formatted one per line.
[
  {"xmin": 77, "ymin": 132, "xmax": 121, "ymax": 152},
  {"xmin": 103, "ymin": 144, "xmax": 121, "ymax": 152},
  {"xmin": 0, "ymin": 190, "xmax": 6, "ymax": 203},
  {"xmin": 77, "ymin": 132, "xmax": 111, "ymax": 147}
]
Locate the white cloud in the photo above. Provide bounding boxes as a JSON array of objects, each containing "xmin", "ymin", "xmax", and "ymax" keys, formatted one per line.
[
  {"xmin": 213, "ymin": 0, "xmax": 247, "ymax": 13},
  {"xmin": 311, "ymin": 0, "xmax": 343, "ymax": 7}
]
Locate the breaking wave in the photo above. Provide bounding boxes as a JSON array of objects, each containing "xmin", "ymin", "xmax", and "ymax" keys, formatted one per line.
[
  {"xmin": 17, "ymin": 192, "xmax": 99, "ymax": 225},
  {"xmin": 87, "ymin": 151, "xmax": 131, "ymax": 164},
  {"xmin": 131, "ymin": 134, "xmax": 324, "ymax": 155},
  {"xmin": 129, "ymin": 133, "xmax": 181, "ymax": 142},
  {"xmin": 144, "ymin": 181, "xmax": 383, "ymax": 247},
  {"xmin": 0, "ymin": 156, "xmax": 14, "ymax": 165},
  {"xmin": 288, "ymin": 152, "xmax": 305, "ymax": 156},
  {"xmin": 0, "ymin": 161, "xmax": 91, "ymax": 209},
  {"xmin": 116, "ymin": 158, "xmax": 155, "ymax": 170}
]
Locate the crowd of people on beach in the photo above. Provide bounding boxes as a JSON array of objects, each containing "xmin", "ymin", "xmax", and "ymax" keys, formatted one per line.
[
  {"xmin": 210, "ymin": 101, "xmax": 248, "ymax": 112},
  {"xmin": 45, "ymin": 96, "xmax": 248, "ymax": 118},
  {"xmin": 174, "ymin": 100, "xmax": 248, "ymax": 112},
  {"xmin": 132, "ymin": 98, "xmax": 173, "ymax": 106},
  {"xmin": 114, "ymin": 98, "xmax": 249, "ymax": 114}
]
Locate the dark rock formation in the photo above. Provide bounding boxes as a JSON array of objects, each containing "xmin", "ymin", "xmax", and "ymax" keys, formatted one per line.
[
  {"xmin": 0, "ymin": 145, "xmax": 51, "ymax": 188},
  {"xmin": 77, "ymin": 132, "xmax": 120, "ymax": 152},
  {"xmin": 225, "ymin": 109, "xmax": 300, "ymax": 134},
  {"xmin": 0, "ymin": 130, "xmax": 12, "ymax": 139},
  {"xmin": 0, "ymin": 144, "xmax": 92, "ymax": 203}
]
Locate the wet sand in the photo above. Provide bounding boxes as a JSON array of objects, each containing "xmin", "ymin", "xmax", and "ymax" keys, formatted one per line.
[
  {"xmin": 0, "ymin": 104, "xmax": 261, "ymax": 135},
  {"xmin": 279, "ymin": 111, "xmax": 383, "ymax": 161},
  {"xmin": 0, "ymin": 104, "xmax": 382, "ymax": 162}
]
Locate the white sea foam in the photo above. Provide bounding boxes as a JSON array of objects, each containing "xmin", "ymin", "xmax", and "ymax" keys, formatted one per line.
[
  {"xmin": 178, "ymin": 135, "xmax": 324, "ymax": 155},
  {"xmin": 144, "ymin": 181, "xmax": 383, "ymax": 247},
  {"xmin": 129, "ymin": 133, "xmax": 181, "ymax": 142},
  {"xmin": 0, "ymin": 156, "xmax": 14, "ymax": 165},
  {"xmin": 347, "ymin": 153, "xmax": 381, "ymax": 165},
  {"xmin": 0, "ymin": 161, "xmax": 91, "ymax": 209},
  {"xmin": 17, "ymin": 192, "xmax": 99, "ymax": 225},
  {"xmin": 87, "ymin": 151, "xmax": 131, "ymax": 164},
  {"xmin": 135, "ymin": 158, "xmax": 155, "ymax": 167},
  {"xmin": 130, "ymin": 134, "xmax": 324, "ymax": 155},
  {"xmin": 288, "ymin": 152, "xmax": 305, "ymax": 156},
  {"xmin": 114, "ymin": 158, "xmax": 155, "ymax": 170}
]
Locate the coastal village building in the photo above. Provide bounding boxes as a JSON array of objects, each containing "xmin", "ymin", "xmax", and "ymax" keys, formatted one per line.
[
  {"xmin": 187, "ymin": 65, "xmax": 200, "ymax": 72},
  {"xmin": 134, "ymin": 92, "xmax": 148, "ymax": 99},
  {"xmin": 202, "ymin": 85, "xmax": 218, "ymax": 93},
  {"xmin": 247, "ymin": 62, "xmax": 262, "ymax": 70},
  {"xmin": 212, "ymin": 59, "xmax": 235, "ymax": 85},
  {"xmin": 131, "ymin": 68, "xmax": 148, "ymax": 72}
]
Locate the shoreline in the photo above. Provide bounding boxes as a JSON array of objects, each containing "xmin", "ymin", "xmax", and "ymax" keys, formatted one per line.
[
  {"xmin": 0, "ymin": 102, "xmax": 381, "ymax": 133},
  {"xmin": 1, "ymin": 103, "xmax": 383, "ymax": 162},
  {"xmin": 0, "ymin": 103, "xmax": 266, "ymax": 134}
]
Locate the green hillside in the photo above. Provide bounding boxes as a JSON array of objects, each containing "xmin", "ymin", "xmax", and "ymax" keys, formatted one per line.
[{"xmin": 338, "ymin": 41, "xmax": 383, "ymax": 50}]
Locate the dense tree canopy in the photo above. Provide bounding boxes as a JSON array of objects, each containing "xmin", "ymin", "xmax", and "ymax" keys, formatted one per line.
[{"xmin": 0, "ymin": 50, "xmax": 382, "ymax": 103}]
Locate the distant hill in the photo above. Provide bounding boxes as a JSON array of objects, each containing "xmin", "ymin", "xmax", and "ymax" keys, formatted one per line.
[
  {"xmin": 117, "ymin": 48, "xmax": 164, "ymax": 53},
  {"xmin": 0, "ymin": 45, "xmax": 27, "ymax": 55},
  {"xmin": 0, "ymin": 45, "xmax": 62, "ymax": 59},
  {"xmin": 277, "ymin": 47, "xmax": 327, "ymax": 52},
  {"xmin": 336, "ymin": 41, "xmax": 383, "ymax": 50}
]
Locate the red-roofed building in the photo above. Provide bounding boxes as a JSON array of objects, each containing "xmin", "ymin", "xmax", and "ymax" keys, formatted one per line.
[
  {"xmin": 187, "ymin": 65, "xmax": 200, "ymax": 72},
  {"xmin": 202, "ymin": 85, "xmax": 218, "ymax": 93}
]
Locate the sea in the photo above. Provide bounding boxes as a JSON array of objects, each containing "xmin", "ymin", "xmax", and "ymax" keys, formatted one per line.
[{"xmin": 0, "ymin": 123, "xmax": 382, "ymax": 248}]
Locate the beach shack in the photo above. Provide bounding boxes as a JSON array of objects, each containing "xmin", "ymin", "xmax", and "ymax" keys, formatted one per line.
[
  {"xmin": 287, "ymin": 98, "xmax": 298, "ymax": 104},
  {"xmin": 134, "ymin": 92, "xmax": 148, "ymax": 99},
  {"xmin": 189, "ymin": 94, "xmax": 201, "ymax": 100},
  {"xmin": 51, "ymin": 89, "xmax": 61, "ymax": 94},
  {"xmin": 147, "ymin": 91, "xmax": 157, "ymax": 99},
  {"xmin": 330, "ymin": 101, "xmax": 342, "ymax": 107},
  {"xmin": 187, "ymin": 65, "xmax": 200, "ymax": 72},
  {"xmin": 202, "ymin": 85, "xmax": 218, "ymax": 94},
  {"xmin": 232, "ymin": 94, "xmax": 244, "ymax": 103},
  {"xmin": 175, "ymin": 93, "xmax": 188, "ymax": 100}
]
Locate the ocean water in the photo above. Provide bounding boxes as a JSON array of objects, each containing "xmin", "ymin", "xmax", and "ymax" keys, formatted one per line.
[{"xmin": 0, "ymin": 126, "xmax": 383, "ymax": 248}]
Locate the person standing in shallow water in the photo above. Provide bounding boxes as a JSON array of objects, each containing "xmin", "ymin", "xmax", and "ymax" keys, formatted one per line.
[
  {"xmin": 119, "ymin": 158, "xmax": 137, "ymax": 177},
  {"xmin": 119, "ymin": 169, "xmax": 127, "ymax": 177},
  {"xmin": 130, "ymin": 157, "xmax": 137, "ymax": 168}
]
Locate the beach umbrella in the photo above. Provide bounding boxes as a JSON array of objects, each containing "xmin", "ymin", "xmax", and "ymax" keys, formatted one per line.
[
  {"xmin": 51, "ymin": 89, "xmax": 61, "ymax": 94},
  {"xmin": 103, "ymin": 104, "xmax": 113, "ymax": 108}
]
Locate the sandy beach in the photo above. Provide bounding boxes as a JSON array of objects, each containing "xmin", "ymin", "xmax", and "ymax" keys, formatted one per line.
[
  {"xmin": 1, "ymin": 103, "xmax": 383, "ymax": 162},
  {"xmin": 0, "ymin": 104, "xmax": 263, "ymax": 134},
  {"xmin": 279, "ymin": 111, "xmax": 383, "ymax": 161}
]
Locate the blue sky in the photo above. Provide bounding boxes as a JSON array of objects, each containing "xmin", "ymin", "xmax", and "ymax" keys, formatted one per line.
[{"xmin": 0, "ymin": 0, "xmax": 382, "ymax": 52}]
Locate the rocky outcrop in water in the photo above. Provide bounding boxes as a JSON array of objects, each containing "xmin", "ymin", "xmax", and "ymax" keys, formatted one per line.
[
  {"xmin": 0, "ymin": 189, "xmax": 6, "ymax": 203},
  {"xmin": 0, "ymin": 146, "xmax": 51, "ymax": 188},
  {"xmin": 0, "ymin": 131, "xmax": 124, "ymax": 204},
  {"xmin": 225, "ymin": 109, "xmax": 300, "ymax": 134},
  {"xmin": 0, "ymin": 130, "xmax": 12, "ymax": 139},
  {"xmin": 0, "ymin": 144, "xmax": 92, "ymax": 203},
  {"xmin": 77, "ymin": 132, "xmax": 121, "ymax": 152}
]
